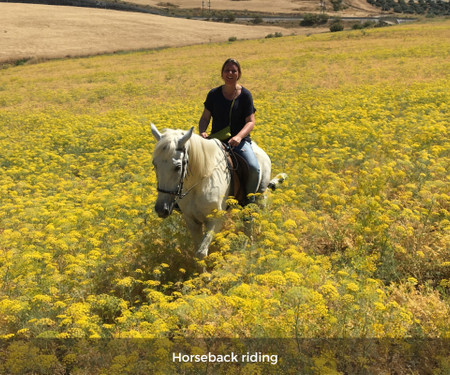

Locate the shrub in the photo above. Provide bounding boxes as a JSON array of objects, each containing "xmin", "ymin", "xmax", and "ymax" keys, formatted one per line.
[
  {"xmin": 330, "ymin": 19, "xmax": 344, "ymax": 32},
  {"xmin": 331, "ymin": 0, "xmax": 344, "ymax": 10},
  {"xmin": 224, "ymin": 12, "xmax": 235, "ymax": 23},
  {"xmin": 363, "ymin": 20, "xmax": 377, "ymax": 28},
  {"xmin": 265, "ymin": 32, "xmax": 283, "ymax": 39},
  {"xmin": 252, "ymin": 16, "xmax": 264, "ymax": 24},
  {"xmin": 353, "ymin": 21, "xmax": 377, "ymax": 29},
  {"xmin": 301, "ymin": 13, "xmax": 329, "ymax": 26}
]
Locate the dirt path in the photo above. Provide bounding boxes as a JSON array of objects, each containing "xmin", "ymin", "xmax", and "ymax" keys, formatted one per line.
[{"xmin": 0, "ymin": 3, "xmax": 327, "ymax": 64}]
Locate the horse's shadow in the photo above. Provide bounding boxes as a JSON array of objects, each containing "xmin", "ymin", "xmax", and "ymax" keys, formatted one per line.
[
  {"xmin": 137, "ymin": 214, "xmax": 201, "ymax": 290},
  {"xmin": 89, "ymin": 201, "xmax": 263, "ymax": 314},
  {"xmin": 134, "ymin": 201, "xmax": 263, "ymax": 284}
]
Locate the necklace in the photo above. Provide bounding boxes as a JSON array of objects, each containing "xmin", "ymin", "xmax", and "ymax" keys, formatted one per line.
[{"xmin": 223, "ymin": 85, "xmax": 239, "ymax": 101}]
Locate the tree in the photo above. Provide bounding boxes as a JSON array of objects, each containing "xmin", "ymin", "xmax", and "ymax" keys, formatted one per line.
[{"xmin": 330, "ymin": 0, "xmax": 344, "ymax": 10}]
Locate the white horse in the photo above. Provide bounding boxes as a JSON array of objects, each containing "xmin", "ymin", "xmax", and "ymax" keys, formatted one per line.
[{"xmin": 151, "ymin": 124, "xmax": 286, "ymax": 258}]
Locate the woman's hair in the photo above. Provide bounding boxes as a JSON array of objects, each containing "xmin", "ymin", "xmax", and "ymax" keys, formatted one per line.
[{"xmin": 221, "ymin": 58, "xmax": 241, "ymax": 77}]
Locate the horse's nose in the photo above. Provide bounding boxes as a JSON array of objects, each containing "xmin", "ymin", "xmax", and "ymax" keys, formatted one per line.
[{"xmin": 155, "ymin": 201, "xmax": 172, "ymax": 218}]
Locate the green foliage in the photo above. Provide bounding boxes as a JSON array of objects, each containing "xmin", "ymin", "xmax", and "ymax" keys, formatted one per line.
[
  {"xmin": 224, "ymin": 12, "xmax": 236, "ymax": 23},
  {"xmin": 265, "ymin": 32, "xmax": 283, "ymax": 38},
  {"xmin": 352, "ymin": 20, "xmax": 377, "ymax": 29},
  {"xmin": 331, "ymin": 0, "xmax": 344, "ymax": 11},
  {"xmin": 367, "ymin": 0, "xmax": 450, "ymax": 15},
  {"xmin": 330, "ymin": 19, "xmax": 344, "ymax": 32},
  {"xmin": 300, "ymin": 13, "xmax": 330, "ymax": 26},
  {"xmin": 252, "ymin": 16, "xmax": 264, "ymax": 24},
  {"xmin": 214, "ymin": 12, "xmax": 236, "ymax": 23}
]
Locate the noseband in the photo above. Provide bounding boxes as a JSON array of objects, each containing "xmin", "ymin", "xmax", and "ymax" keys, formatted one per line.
[{"xmin": 156, "ymin": 146, "xmax": 189, "ymax": 199}]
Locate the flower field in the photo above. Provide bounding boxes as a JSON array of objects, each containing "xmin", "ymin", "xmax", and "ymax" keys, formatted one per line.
[{"xmin": 0, "ymin": 19, "xmax": 449, "ymax": 373}]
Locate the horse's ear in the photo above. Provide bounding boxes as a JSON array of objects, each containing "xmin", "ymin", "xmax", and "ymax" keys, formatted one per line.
[
  {"xmin": 151, "ymin": 123, "xmax": 161, "ymax": 141},
  {"xmin": 177, "ymin": 127, "xmax": 194, "ymax": 149}
]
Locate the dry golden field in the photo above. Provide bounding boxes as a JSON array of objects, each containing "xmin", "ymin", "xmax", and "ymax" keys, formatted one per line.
[{"xmin": 0, "ymin": 3, "xmax": 328, "ymax": 64}]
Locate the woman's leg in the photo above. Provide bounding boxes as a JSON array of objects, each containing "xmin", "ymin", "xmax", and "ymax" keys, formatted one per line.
[{"xmin": 233, "ymin": 140, "xmax": 260, "ymax": 203}]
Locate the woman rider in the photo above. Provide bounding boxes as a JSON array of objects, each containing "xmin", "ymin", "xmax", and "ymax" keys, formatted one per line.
[{"xmin": 198, "ymin": 58, "xmax": 260, "ymax": 205}]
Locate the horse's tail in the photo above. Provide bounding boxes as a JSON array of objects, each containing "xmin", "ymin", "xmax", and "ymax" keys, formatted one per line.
[{"xmin": 267, "ymin": 173, "xmax": 287, "ymax": 191}]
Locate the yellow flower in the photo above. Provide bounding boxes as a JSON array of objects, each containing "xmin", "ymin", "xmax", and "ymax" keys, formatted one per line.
[
  {"xmin": 416, "ymin": 251, "xmax": 425, "ymax": 259},
  {"xmin": 283, "ymin": 219, "xmax": 297, "ymax": 230}
]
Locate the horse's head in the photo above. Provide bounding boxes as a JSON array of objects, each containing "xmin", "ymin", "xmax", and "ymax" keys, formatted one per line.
[{"xmin": 151, "ymin": 124, "xmax": 193, "ymax": 218}]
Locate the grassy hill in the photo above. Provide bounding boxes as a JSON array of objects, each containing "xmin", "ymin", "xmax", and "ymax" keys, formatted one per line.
[{"xmin": 0, "ymin": 18, "xmax": 449, "ymax": 374}]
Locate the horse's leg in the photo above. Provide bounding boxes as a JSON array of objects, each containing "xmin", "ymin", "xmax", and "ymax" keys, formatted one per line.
[
  {"xmin": 268, "ymin": 173, "xmax": 288, "ymax": 191},
  {"xmin": 184, "ymin": 216, "xmax": 204, "ymax": 250},
  {"xmin": 196, "ymin": 219, "xmax": 222, "ymax": 259}
]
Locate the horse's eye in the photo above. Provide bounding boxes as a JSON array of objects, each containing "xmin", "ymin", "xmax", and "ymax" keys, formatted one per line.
[{"xmin": 174, "ymin": 165, "xmax": 182, "ymax": 172}]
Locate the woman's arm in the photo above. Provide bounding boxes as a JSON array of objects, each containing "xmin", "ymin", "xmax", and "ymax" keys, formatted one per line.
[
  {"xmin": 228, "ymin": 113, "xmax": 255, "ymax": 147},
  {"xmin": 199, "ymin": 108, "xmax": 212, "ymax": 138}
]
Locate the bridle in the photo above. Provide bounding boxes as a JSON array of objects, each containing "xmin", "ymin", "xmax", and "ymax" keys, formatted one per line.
[
  {"xmin": 155, "ymin": 139, "xmax": 229, "ymax": 201},
  {"xmin": 156, "ymin": 146, "xmax": 190, "ymax": 199}
]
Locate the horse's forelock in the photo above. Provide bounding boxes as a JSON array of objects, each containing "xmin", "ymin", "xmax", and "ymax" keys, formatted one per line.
[{"xmin": 153, "ymin": 129, "xmax": 183, "ymax": 158}]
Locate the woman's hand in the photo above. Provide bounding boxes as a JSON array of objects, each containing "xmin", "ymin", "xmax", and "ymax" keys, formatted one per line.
[
  {"xmin": 228, "ymin": 114, "xmax": 254, "ymax": 147},
  {"xmin": 200, "ymin": 132, "xmax": 209, "ymax": 139},
  {"xmin": 228, "ymin": 135, "xmax": 242, "ymax": 147}
]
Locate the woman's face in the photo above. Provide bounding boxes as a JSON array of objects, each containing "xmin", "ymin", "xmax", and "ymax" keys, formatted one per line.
[{"xmin": 222, "ymin": 62, "xmax": 240, "ymax": 85}]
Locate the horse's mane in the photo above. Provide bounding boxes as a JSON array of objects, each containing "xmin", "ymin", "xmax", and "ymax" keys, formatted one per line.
[
  {"xmin": 153, "ymin": 129, "xmax": 220, "ymax": 181},
  {"xmin": 187, "ymin": 133, "xmax": 222, "ymax": 180}
]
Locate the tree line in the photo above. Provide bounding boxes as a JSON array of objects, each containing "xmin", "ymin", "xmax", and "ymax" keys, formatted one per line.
[{"xmin": 367, "ymin": 0, "xmax": 450, "ymax": 15}]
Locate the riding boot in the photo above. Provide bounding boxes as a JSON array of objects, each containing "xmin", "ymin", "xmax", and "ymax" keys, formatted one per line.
[{"xmin": 245, "ymin": 193, "xmax": 256, "ymax": 206}]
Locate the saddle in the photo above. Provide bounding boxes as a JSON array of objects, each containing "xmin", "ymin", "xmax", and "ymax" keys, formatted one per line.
[{"xmin": 222, "ymin": 143, "xmax": 249, "ymax": 206}]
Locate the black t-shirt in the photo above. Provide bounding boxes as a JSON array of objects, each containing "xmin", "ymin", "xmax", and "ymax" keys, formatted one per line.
[{"xmin": 204, "ymin": 86, "xmax": 256, "ymax": 140}]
